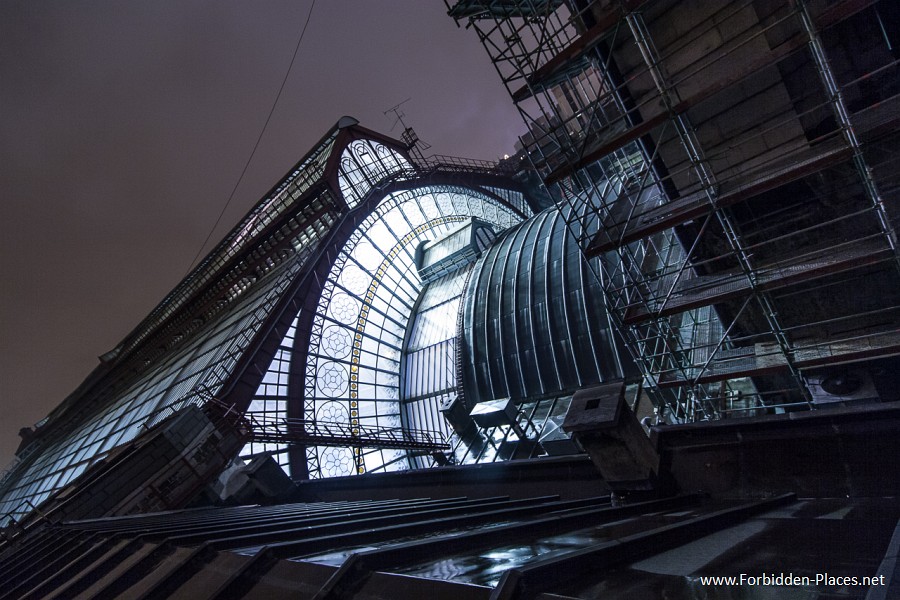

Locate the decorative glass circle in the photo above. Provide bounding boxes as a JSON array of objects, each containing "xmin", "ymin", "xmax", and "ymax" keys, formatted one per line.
[
  {"xmin": 421, "ymin": 197, "xmax": 439, "ymax": 219},
  {"xmin": 403, "ymin": 204, "xmax": 425, "ymax": 226},
  {"xmin": 339, "ymin": 265, "xmax": 368, "ymax": 295},
  {"xmin": 329, "ymin": 293, "xmax": 360, "ymax": 324},
  {"xmin": 321, "ymin": 447, "xmax": 354, "ymax": 477},
  {"xmin": 321, "ymin": 325, "xmax": 352, "ymax": 359},
  {"xmin": 317, "ymin": 361, "xmax": 349, "ymax": 397},
  {"xmin": 352, "ymin": 241, "xmax": 380, "ymax": 270},
  {"xmin": 316, "ymin": 400, "xmax": 350, "ymax": 423}
]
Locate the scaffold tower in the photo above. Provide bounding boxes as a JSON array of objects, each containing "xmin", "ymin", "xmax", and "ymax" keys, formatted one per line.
[{"xmin": 448, "ymin": 0, "xmax": 900, "ymax": 421}]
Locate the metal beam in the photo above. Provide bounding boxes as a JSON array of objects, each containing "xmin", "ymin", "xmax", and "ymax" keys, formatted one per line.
[
  {"xmin": 545, "ymin": 33, "xmax": 810, "ymax": 185},
  {"xmin": 587, "ymin": 141, "xmax": 853, "ymax": 255},
  {"xmin": 245, "ymin": 415, "xmax": 449, "ymax": 453},
  {"xmin": 623, "ymin": 238, "xmax": 894, "ymax": 324}
]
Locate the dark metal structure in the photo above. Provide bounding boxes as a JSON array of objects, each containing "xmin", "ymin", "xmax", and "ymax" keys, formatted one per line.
[
  {"xmin": 448, "ymin": 0, "xmax": 900, "ymax": 422},
  {"xmin": 245, "ymin": 414, "xmax": 450, "ymax": 453},
  {"xmin": 0, "ymin": 117, "xmax": 545, "ymax": 521},
  {"xmin": 1, "ymin": 1, "xmax": 900, "ymax": 596},
  {"xmin": 0, "ymin": 108, "xmax": 636, "ymax": 522},
  {"xmin": 462, "ymin": 201, "xmax": 631, "ymax": 403},
  {"xmin": 2, "ymin": 402, "xmax": 900, "ymax": 598}
]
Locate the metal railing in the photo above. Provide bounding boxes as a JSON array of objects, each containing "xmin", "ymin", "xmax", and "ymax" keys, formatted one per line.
[{"xmin": 243, "ymin": 412, "xmax": 449, "ymax": 453}]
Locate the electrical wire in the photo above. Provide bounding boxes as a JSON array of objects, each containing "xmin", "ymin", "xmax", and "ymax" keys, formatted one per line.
[{"xmin": 183, "ymin": 0, "xmax": 317, "ymax": 275}]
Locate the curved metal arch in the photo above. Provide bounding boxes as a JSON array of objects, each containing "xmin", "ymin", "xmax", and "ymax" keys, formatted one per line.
[
  {"xmin": 196, "ymin": 128, "xmax": 535, "ymax": 478},
  {"xmin": 308, "ymin": 215, "xmax": 470, "ymax": 476},
  {"xmin": 222, "ymin": 169, "xmax": 530, "ymax": 412},
  {"xmin": 481, "ymin": 224, "xmax": 506, "ymax": 399},
  {"xmin": 463, "ymin": 239, "xmax": 489, "ymax": 406},
  {"xmin": 301, "ymin": 188, "xmax": 524, "ymax": 477},
  {"xmin": 569, "ymin": 200, "xmax": 605, "ymax": 382},
  {"xmin": 526, "ymin": 211, "xmax": 551, "ymax": 396},
  {"xmin": 556, "ymin": 205, "xmax": 582, "ymax": 387},
  {"xmin": 541, "ymin": 210, "xmax": 566, "ymax": 391},
  {"xmin": 222, "ymin": 182, "xmax": 525, "ymax": 478},
  {"xmin": 336, "ymin": 139, "xmax": 414, "ymax": 209},
  {"xmin": 322, "ymin": 121, "xmax": 415, "ymax": 203}
]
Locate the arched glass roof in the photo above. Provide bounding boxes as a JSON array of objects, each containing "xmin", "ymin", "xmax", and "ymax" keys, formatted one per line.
[
  {"xmin": 337, "ymin": 139, "xmax": 413, "ymax": 208},
  {"xmin": 303, "ymin": 186, "xmax": 524, "ymax": 477},
  {"xmin": 0, "ymin": 120, "xmax": 536, "ymax": 522}
]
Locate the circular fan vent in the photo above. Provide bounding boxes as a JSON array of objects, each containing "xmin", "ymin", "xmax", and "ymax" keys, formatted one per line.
[{"xmin": 820, "ymin": 372, "xmax": 864, "ymax": 396}]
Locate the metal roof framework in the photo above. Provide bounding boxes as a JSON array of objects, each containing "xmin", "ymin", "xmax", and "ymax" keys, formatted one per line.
[{"xmin": 0, "ymin": 119, "xmax": 534, "ymax": 522}]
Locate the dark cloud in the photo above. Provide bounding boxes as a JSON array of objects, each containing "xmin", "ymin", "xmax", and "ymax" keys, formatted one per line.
[{"xmin": 0, "ymin": 1, "xmax": 523, "ymax": 463}]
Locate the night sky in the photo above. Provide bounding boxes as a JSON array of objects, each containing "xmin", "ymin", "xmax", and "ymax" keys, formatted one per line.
[{"xmin": 0, "ymin": 2, "xmax": 523, "ymax": 464}]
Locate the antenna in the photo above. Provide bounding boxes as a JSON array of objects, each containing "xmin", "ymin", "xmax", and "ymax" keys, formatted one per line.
[
  {"xmin": 383, "ymin": 98, "xmax": 412, "ymax": 132},
  {"xmin": 383, "ymin": 98, "xmax": 431, "ymax": 160}
]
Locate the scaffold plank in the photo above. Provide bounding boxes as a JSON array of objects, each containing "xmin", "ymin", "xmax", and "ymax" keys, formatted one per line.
[
  {"xmin": 658, "ymin": 330, "xmax": 900, "ymax": 387},
  {"xmin": 510, "ymin": 0, "xmax": 647, "ymax": 102},
  {"xmin": 588, "ymin": 142, "xmax": 852, "ymax": 256},
  {"xmin": 623, "ymin": 239, "xmax": 894, "ymax": 324},
  {"xmin": 447, "ymin": 0, "xmax": 563, "ymax": 20}
]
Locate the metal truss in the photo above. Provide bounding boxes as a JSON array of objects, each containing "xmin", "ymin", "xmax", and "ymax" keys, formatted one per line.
[
  {"xmin": 451, "ymin": 0, "xmax": 900, "ymax": 422},
  {"xmin": 244, "ymin": 413, "xmax": 449, "ymax": 453}
]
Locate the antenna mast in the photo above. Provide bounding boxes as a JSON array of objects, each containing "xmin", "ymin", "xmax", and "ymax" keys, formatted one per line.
[{"xmin": 383, "ymin": 98, "xmax": 431, "ymax": 162}]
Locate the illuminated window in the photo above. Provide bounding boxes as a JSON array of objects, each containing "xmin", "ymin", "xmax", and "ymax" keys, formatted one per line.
[
  {"xmin": 337, "ymin": 139, "xmax": 412, "ymax": 208},
  {"xmin": 304, "ymin": 187, "xmax": 523, "ymax": 477}
]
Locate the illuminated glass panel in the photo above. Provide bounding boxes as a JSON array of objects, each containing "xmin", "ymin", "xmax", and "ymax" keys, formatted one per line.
[
  {"xmin": 403, "ymin": 269, "xmax": 471, "ymax": 403},
  {"xmin": 239, "ymin": 315, "xmax": 299, "ymax": 473},
  {"xmin": 0, "ymin": 257, "xmax": 306, "ymax": 522},
  {"xmin": 337, "ymin": 139, "xmax": 412, "ymax": 208},
  {"xmin": 304, "ymin": 187, "xmax": 523, "ymax": 478}
]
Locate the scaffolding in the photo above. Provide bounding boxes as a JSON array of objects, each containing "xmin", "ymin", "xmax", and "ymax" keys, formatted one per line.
[{"xmin": 449, "ymin": 0, "xmax": 900, "ymax": 421}]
